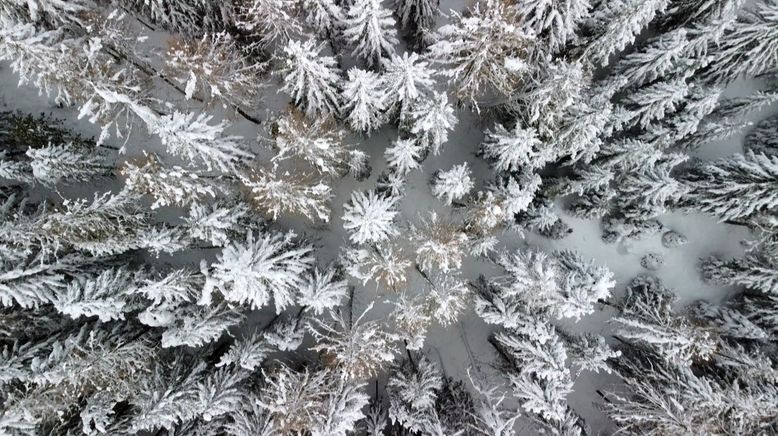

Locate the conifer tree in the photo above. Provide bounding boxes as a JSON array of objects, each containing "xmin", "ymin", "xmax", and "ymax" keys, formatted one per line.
[
  {"xmin": 518, "ymin": 0, "xmax": 590, "ymax": 52},
  {"xmin": 430, "ymin": 163, "xmax": 473, "ymax": 205},
  {"xmin": 271, "ymin": 109, "xmax": 352, "ymax": 176},
  {"xmin": 381, "ymin": 52, "xmax": 435, "ymax": 121},
  {"xmin": 582, "ymin": 0, "xmax": 671, "ymax": 66},
  {"xmin": 279, "ymin": 39, "xmax": 342, "ymax": 118},
  {"xmin": 241, "ymin": 167, "xmax": 333, "ymax": 222},
  {"xmin": 236, "ymin": 0, "xmax": 301, "ymax": 50},
  {"xmin": 122, "ymin": 154, "xmax": 217, "ymax": 209},
  {"xmin": 308, "ymin": 304, "xmax": 398, "ymax": 380},
  {"xmin": 703, "ymin": 0, "xmax": 778, "ymax": 84},
  {"xmin": 203, "ymin": 230, "xmax": 314, "ymax": 311},
  {"xmin": 343, "ymin": 0, "xmax": 398, "ymax": 68},
  {"xmin": 342, "ymin": 67, "xmax": 388, "ymax": 133},
  {"xmin": 342, "ymin": 190, "xmax": 400, "ymax": 244},
  {"xmin": 395, "ymin": 0, "xmax": 439, "ymax": 34},
  {"xmin": 430, "ymin": 0, "xmax": 532, "ymax": 107},
  {"xmin": 411, "ymin": 212, "xmax": 469, "ymax": 273},
  {"xmin": 165, "ymin": 32, "xmax": 265, "ymax": 109},
  {"xmin": 408, "ymin": 91, "xmax": 458, "ymax": 154},
  {"xmin": 385, "ymin": 137, "xmax": 423, "ymax": 174},
  {"xmin": 681, "ymin": 151, "xmax": 778, "ymax": 222}
]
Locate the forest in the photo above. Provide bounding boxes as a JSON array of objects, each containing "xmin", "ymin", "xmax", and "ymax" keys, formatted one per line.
[{"xmin": 0, "ymin": 0, "xmax": 777, "ymax": 435}]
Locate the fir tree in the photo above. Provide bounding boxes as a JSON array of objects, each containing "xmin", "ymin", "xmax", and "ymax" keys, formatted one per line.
[
  {"xmin": 408, "ymin": 91, "xmax": 458, "ymax": 154},
  {"xmin": 681, "ymin": 151, "xmax": 778, "ymax": 222},
  {"xmin": 203, "ymin": 230, "xmax": 314, "ymax": 311},
  {"xmin": 385, "ymin": 137, "xmax": 423, "ymax": 174},
  {"xmin": 343, "ymin": 0, "xmax": 398, "ymax": 68},
  {"xmin": 236, "ymin": 0, "xmax": 301, "ymax": 50},
  {"xmin": 279, "ymin": 39, "xmax": 342, "ymax": 118},
  {"xmin": 271, "ymin": 109, "xmax": 352, "ymax": 176},
  {"xmin": 342, "ymin": 67, "xmax": 388, "ymax": 133},
  {"xmin": 342, "ymin": 190, "xmax": 400, "ymax": 245},
  {"xmin": 165, "ymin": 32, "xmax": 265, "ymax": 109},
  {"xmin": 430, "ymin": 163, "xmax": 473, "ymax": 205},
  {"xmin": 308, "ymin": 304, "xmax": 398, "ymax": 380},
  {"xmin": 241, "ymin": 167, "xmax": 333, "ymax": 222},
  {"xmin": 429, "ymin": 0, "xmax": 532, "ymax": 107},
  {"xmin": 121, "ymin": 154, "xmax": 217, "ymax": 209},
  {"xmin": 381, "ymin": 52, "xmax": 435, "ymax": 121},
  {"xmin": 410, "ymin": 211, "xmax": 469, "ymax": 273}
]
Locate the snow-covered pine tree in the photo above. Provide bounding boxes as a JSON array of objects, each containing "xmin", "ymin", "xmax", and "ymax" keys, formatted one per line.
[
  {"xmin": 278, "ymin": 39, "xmax": 342, "ymax": 118},
  {"xmin": 342, "ymin": 67, "xmax": 387, "ymax": 133},
  {"xmin": 492, "ymin": 171, "xmax": 543, "ymax": 218},
  {"xmin": 203, "ymin": 230, "xmax": 314, "ymax": 311},
  {"xmin": 622, "ymin": 78, "xmax": 690, "ymax": 129},
  {"xmin": 410, "ymin": 211, "xmax": 468, "ymax": 273},
  {"xmin": 236, "ymin": 0, "xmax": 301, "ymax": 50},
  {"xmin": 342, "ymin": 243, "xmax": 412, "ymax": 290},
  {"xmin": 381, "ymin": 51, "xmax": 435, "ymax": 122},
  {"xmin": 0, "ymin": 0, "xmax": 90, "ymax": 24},
  {"xmin": 1, "ymin": 322, "xmax": 157, "ymax": 433},
  {"xmin": 122, "ymin": 153, "xmax": 217, "ymax": 209},
  {"xmin": 430, "ymin": 163, "xmax": 473, "ymax": 205},
  {"xmin": 611, "ymin": 155, "xmax": 689, "ymax": 221},
  {"xmin": 390, "ymin": 292, "xmax": 433, "ymax": 350},
  {"xmin": 604, "ymin": 277, "xmax": 778, "ymax": 435},
  {"xmin": 681, "ymin": 151, "xmax": 778, "ymax": 222},
  {"xmin": 271, "ymin": 108, "xmax": 352, "ymax": 176},
  {"xmin": 677, "ymin": 91, "xmax": 778, "ymax": 150},
  {"xmin": 301, "ymin": 0, "xmax": 344, "ymax": 37},
  {"xmin": 36, "ymin": 189, "xmax": 151, "ymax": 256},
  {"xmin": 395, "ymin": 0, "xmax": 439, "ymax": 48},
  {"xmin": 0, "ymin": 250, "xmax": 92, "ymax": 309},
  {"xmin": 161, "ymin": 303, "xmax": 244, "ymax": 348},
  {"xmin": 342, "ymin": 0, "xmax": 398, "ymax": 68},
  {"xmin": 119, "ymin": 0, "xmax": 232, "ymax": 34},
  {"xmin": 308, "ymin": 304, "xmax": 398, "ymax": 379},
  {"xmin": 489, "ymin": 317, "xmax": 615, "ymax": 435},
  {"xmin": 423, "ymin": 273, "xmax": 470, "ymax": 327},
  {"xmin": 703, "ymin": 0, "xmax": 778, "ymax": 84},
  {"xmin": 240, "ymin": 167, "xmax": 333, "ymax": 222},
  {"xmin": 258, "ymin": 364, "xmax": 369, "ymax": 434},
  {"xmin": 612, "ymin": 275, "xmax": 717, "ymax": 365},
  {"xmin": 701, "ymin": 242, "xmax": 778, "ymax": 295},
  {"xmin": 408, "ymin": 91, "xmax": 458, "ymax": 154},
  {"xmin": 52, "ymin": 267, "xmax": 141, "ymax": 322},
  {"xmin": 165, "ymin": 32, "xmax": 265, "ymax": 109},
  {"xmin": 481, "ymin": 123, "xmax": 551, "ymax": 173},
  {"xmin": 342, "ymin": 189, "xmax": 400, "ymax": 244},
  {"xmin": 467, "ymin": 370, "xmax": 521, "ymax": 436},
  {"xmin": 478, "ymin": 248, "xmax": 615, "ymax": 321},
  {"xmin": 604, "ymin": 344, "xmax": 778, "ymax": 435},
  {"xmin": 385, "ymin": 137, "xmax": 423, "ymax": 174},
  {"xmin": 184, "ymin": 201, "xmax": 249, "ymax": 247},
  {"xmin": 297, "ymin": 264, "xmax": 349, "ymax": 315},
  {"xmin": 141, "ymin": 111, "xmax": 254, "ymax": 174},
  {"xmin": 429, "ymin": 0, "xmax": 532, "ymax": 107},
  {"xmin": 0, "ymin": 110, "xmax": 114, "ymax": 185},
  {"xmin": 518, "ymin": 0, "xmax": 590, "ymax": 53},
  {"xmin": 581, "ymin": 0, "xmax": 671, "ymax": 66},
  {"xmin": 387, "ymin": 354, "xmax": 445, "ymax": 433}
]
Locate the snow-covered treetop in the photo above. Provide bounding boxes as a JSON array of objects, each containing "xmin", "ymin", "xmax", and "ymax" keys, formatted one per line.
[
  {"xmin": 343, "ymin": 190, "xmax": 400, "ymax": 245},
  {"xmin": 431, "ymin": 163, "xmax": 474, "ymax": 205},
  {"xmin": 204, "ymin": 230, "xmax": 314, "ymax": 312},
  {"xmin": 430, "ymin": 0, "xmax": 533, "ymax": 107}
]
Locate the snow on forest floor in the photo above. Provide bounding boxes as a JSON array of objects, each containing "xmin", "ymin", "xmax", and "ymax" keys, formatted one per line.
[{"xmin": 1, "ymin": 33, "xmax": 775, "ymax": 434}]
